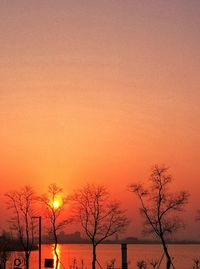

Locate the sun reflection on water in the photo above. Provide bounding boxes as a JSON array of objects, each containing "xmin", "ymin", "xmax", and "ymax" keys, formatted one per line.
[{"xmin": 52, "ymin": 244, "xmax": 61, "ymax": 269}]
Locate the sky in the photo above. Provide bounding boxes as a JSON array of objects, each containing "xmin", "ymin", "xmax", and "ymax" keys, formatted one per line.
[{"xmin": 1, "ymin": 0, "xmax": 200, "ymax": 239}]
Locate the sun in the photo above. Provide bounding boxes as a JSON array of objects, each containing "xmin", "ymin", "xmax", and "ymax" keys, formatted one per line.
[
  {"xmin": 50, "ymin": 196, "xmax": 63, "ymax": 209},
  {"xmin": 53, "ymin": 200, "xmax": 60, "ymax": 209}
]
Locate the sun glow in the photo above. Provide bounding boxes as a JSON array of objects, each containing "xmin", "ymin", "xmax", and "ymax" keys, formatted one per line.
[
  {"xmin": 52, "ymin": 244, "xmax": 61, "ymax": 269},
  {"xmin": 49, "ymin": 196, "xmax": 63, "ymax": 209},
  {"xmin": 53, "ymin": 200, "xmax": 60, "ymax": 209}
]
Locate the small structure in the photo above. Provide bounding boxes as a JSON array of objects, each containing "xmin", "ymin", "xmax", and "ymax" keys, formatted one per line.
[
  {"xmin": 44, "ymin": 259, "xmax": 54, "ymax": 268},
  {"xmin": 13, "ymin": 258, "xmax": 22, "ymax": 269},
  {"xmin": 121, "ymin": 243, "xmax": 128, "ymax": 269}
]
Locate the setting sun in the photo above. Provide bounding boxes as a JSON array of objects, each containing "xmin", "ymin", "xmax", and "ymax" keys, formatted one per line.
[
  {"xmin": 51, "ymin": 197, "xmax": 63, "ymax": 209},
  {"xmin": 53, "ymin": 200, "xmax": 60, "ymax": 209}
]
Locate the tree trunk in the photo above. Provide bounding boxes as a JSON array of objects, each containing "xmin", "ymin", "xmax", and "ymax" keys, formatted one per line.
[
  {"xmin": 54, "ymin": 247, "xmax": 59, "ymax": 269},
  {"xmin": 92, "ymin": 244, "xmax": 97, "ymax": 269},
  {"xmin": 166, "ymin": 258, "xmax": 171, "ymax": 269},
  {"xmin": 53, "ymin": 232, "xmax": 59, "ymax": 269},
  {"xmin": 53, "ymin": 239, "xmax": 59, "ymax": 269},
  {"xmin": 25, "ymin": 252, "xmax": 30, "ymax": 269},
  {"xmin": 52, "ymin": 221, "xmax": 59, "ymax": 269},
  {"xmin": 161, "ymin": 237, "xmax": 171, "ymax": 269}
]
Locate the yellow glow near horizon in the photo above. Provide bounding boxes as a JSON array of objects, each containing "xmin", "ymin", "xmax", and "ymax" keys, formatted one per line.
[
  {"xmin": 53, "ymin": 200, "xmax": 60, "ymax": 209},
  {"xmin": 49, "ymin": 196, "xmax": 63, "ymax": 209},
  {"xmin": 52, "ymin": 244, "xmax": 60, "ymax": 269}
]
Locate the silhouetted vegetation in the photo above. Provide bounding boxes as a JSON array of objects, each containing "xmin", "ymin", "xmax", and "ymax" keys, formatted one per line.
[
  {"xmin": 5, "ymin": 186, "xmax": 36, "ymax": 269},
  {"xmin": 71, "ymin": 184, "xmax": 128, "ymax": 269},
  {"xmin": 1, "ymin": 165, "xmax": 200, "ymax": 269},
  {"xmin": 136, "ymin": 260, "xmax": 147, "ymax": 269},
  {"xmin": 39, "ymin": 183, "xmax": 71, "ymax": 269},
  {"xmin": 130, "ymin": 165, "xmax": 189, "ymax": 269},
  {"xmin": 69, "ymin": 257, "xmax": 87, "ymax": 269},
  {"xmin": 0, "ymin": 232, "xmax": 11, "ymax": 269},
  {"xmin": 192, "ymin": 258, "xmax": 200, "ymax": 269},
  {"xmin": 149, "ymin": 259, "xmax": 159, "ymax": 268}
]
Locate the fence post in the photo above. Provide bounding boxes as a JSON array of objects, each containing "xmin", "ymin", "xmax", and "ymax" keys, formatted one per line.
[{"xmin": 121, "ymin": 243, "xmax": 128, "ymax": 269}]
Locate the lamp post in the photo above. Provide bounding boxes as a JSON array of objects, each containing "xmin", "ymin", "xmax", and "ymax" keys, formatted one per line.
[{"xmin": 32, "ymin": 216, "xmax": 42, "ymax": 269}]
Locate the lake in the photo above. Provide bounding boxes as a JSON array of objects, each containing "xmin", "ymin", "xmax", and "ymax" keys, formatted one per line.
[{"xmin": 8, "ymin": 244, "xmax": 200, "ymax": 269}]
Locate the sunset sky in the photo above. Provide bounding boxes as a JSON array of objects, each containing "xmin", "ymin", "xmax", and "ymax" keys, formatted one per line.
[{"xmin": 1, "ymin": 1, "xmax": 200, "ymax": 239}]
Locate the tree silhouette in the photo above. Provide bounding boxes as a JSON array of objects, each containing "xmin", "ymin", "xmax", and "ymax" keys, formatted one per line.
[
  {"xmin": 0, "ymin": 232, "xmax": 12, "ymax": 269},
  {"xmin": 39, "ymin": 184, "xmax": 70, "ymax": 269},
  {"xmin": 71, "ymin": 184, "xmax": 128, "ymax": 269},
  {"xmin": 5, "ymin": 186, "xmax": 35, "ymax": 269},
  {"xmin": 130, "ymin": 165, "xmax": 189, "ymax": 269}
]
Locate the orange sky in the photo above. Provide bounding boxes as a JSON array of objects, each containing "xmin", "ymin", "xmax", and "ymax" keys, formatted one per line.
[{"xmin": 1, "ymin": 1, "xmax": 200, "ymax": 239}]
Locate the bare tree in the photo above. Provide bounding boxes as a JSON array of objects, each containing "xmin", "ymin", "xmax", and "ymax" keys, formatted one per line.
[
  {"xmin": 5, "ymin": 186, "xmax": 35, "ymax": 269},
  {"xmin": 71, "ymin": 184, "xmax": 128, "ymax": 269},
  {"xmin": 130, "ymin": 165, "xmax": 189, "ymax": 269},
  {"xmin": 39, "ymin": 184, "xmax": 70, "ymax": 269}
]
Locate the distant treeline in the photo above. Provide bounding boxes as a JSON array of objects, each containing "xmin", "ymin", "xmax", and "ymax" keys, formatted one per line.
[
  {"xmin": 40, "ymin": 231, "xmax": 200, "ymax": 245},
  {"xmin": 0, "ymin": 234, "xmax": 38, "ymax": 251}
]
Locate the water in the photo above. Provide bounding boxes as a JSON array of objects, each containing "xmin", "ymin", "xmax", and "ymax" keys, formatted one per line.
[{"xmin": 7, "ymin": 244, "xmax": 200, "ymax": 269}]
